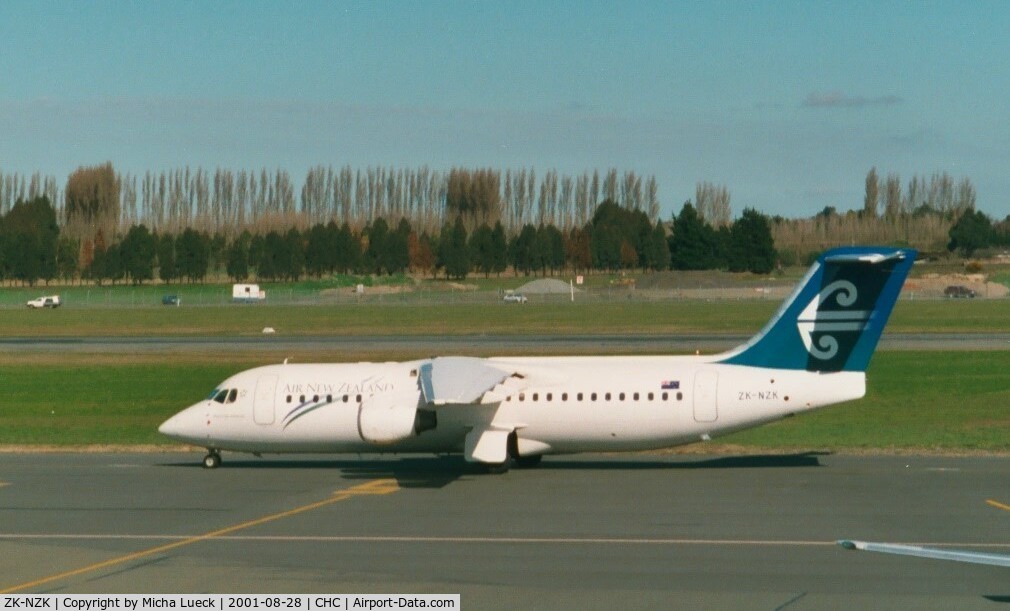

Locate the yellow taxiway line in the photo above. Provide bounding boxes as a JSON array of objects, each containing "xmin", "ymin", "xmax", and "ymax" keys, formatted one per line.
[
  {"xmin": 986, "ymin": 498, "xmax": 1010, "ymax": 512},
  {"xmin": 0, "ymin": 478, "xmax": 399, "ymax": 594}
]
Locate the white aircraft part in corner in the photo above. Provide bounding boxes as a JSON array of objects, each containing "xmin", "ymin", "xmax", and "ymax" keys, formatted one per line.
[
  {"xmin": 838, "ymin": 539, "xmax": 1010, "ymax": 568},
  {"xmin": 159, "ymin": 246, "xmax": 916, "ymax": 471}
]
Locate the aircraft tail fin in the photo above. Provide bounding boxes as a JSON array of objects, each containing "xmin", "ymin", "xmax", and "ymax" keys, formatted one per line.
[{"xmin": 718, "ymin": 246, "xmax": 915, "ymax": 372}]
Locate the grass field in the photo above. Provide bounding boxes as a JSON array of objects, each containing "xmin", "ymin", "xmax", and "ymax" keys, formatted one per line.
[
  {"xmin": 724, "ymin": 351, "xmax": 1010, "ymax": 451},
  {"xmin": 3, "ymin": 298, "xmax": 1010, "ymax": 337},
  {"xmin": 0, "ymin": 361, "xmax": 234, "ymax": 446},
  {"xmin": 0, "ymin": 268, "xmax": 804, "ymax": 308},
  {"xmin": 1, "ymin": 352, "xmax": 1008, "ymax": 452}
]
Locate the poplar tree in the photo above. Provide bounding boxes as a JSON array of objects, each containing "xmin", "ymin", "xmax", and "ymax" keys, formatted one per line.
[{"xmin": 864, "ymin": 167, "xmax": 879, "ymax": 217}]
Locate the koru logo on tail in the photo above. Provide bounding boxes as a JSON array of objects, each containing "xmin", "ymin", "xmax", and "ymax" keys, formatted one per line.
[{"xmin": 796, "ymin": 280, "xmax": 871, "ymax": 360}]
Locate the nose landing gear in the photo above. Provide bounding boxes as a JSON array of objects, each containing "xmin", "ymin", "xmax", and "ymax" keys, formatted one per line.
[{"xmin": 203, "ymin": 450, "xmax": 222, "ymax": 469}]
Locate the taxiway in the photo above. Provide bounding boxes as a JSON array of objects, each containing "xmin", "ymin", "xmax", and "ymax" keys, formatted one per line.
[
  {"xmin": 0, "ymin": 332, "xmax": 1006, "ymax": 356},
  {"xmin": 0, "ymin": 453, "xmax": 1008, "ymax": 608}
]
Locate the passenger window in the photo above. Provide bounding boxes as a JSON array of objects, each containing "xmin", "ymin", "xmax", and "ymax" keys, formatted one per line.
[
  {"xmin": 619, "ymin": 393, "xmax": 625, "ymax": 401},
  {"xmin": 633, "ymin": 392, "xmax": 639, "ymax": 401},
  {"xmin": 286, "ymin": 395, "xmax": 292, "ymax": 403},
  {"xmin": 313, "ymin": 395, "xmax": 319, "ymax": 403},
  {"xmin": 356, "ymin": 394, "xmax": 362, "ymax": 403},
  {"xmin": 677, "ymin": 392, "xmax": 683, "ymax": 401},
  {"xmin": 226, "ymin": 389, "xmax": 238, "ymax": 403},
  {"xmin": 300, "ymin": 395, "xmax": 306, "ymax": 403},
  {"xmin": 648, "ymin": 392, "xmax": 654, "ymax": 401},
  {"xmin": 605, "ymin": 393, "xmax": 611, "ymax": 401},
  {"xmin": 662, "ymin": 392, "xmax": 668, "ymax": 401},
  {"xmin": 562, "ymin": 393, "xmax": 568, "ymax": 401},
  {"xmin": 591, "ymin": 393, "xmax": 597, "ymax": 401},
  {"xmin": 533, "ymin": 393, "xmax": 539, "ymax": 401},
  {"xmin": 343, "ymin": 395, "xmax": 349, "ymax": 403},
  {"xmin": 519, "ymin": 393, "xmax": 525, "ymax": 402},
  {"xmin": 326, "ymin": 394, "xmax": 332, "ymax": 402},
  {"xmin": 546, "ymin": 393, "xmax": 552, "ymax": 401},
  {"xmin": 577, "ymin": 393, "xmax": 583, "ymax": 401}
]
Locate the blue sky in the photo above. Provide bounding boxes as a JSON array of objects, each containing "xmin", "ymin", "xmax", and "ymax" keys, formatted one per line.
[{"xmin": 2, "ymin": 1, "xmax": 1009, "ymax": 219}]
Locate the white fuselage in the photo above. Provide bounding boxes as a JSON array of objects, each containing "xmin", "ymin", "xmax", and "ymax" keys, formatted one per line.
[{"xmin": 159, "ymin": 355, "xmax": 865, "ymax": 456}]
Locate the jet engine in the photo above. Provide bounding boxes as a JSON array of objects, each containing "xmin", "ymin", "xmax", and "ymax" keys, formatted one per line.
[{"xmin": 358, "ymin": 404, "xmax": 437, "ymax": 445}]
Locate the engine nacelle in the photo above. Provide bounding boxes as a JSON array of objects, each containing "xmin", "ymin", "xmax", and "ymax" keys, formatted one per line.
[{"xmin": 358, "ymin": 405, "xmax": 437, "ymax": 445}]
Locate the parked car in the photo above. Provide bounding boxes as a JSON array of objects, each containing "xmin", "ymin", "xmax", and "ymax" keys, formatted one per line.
[
  {"xmin": 161, "ymin": 295, "xmax": 181, "ymax": 306},
  {"xmin": 503, "ymin": 292, "xmax": 528, "ymax": 304},
  {"xmin": 944, "ymin": 285, "xmax": 977, "ymax": 298},
  {"xmin": 27, "ymin": 295, "xmax": 61, "ymax": 308}
]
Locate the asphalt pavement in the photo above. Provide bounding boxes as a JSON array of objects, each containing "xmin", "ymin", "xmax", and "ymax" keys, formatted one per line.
[
  {"xmin": 1, "ymin": 332, "xmax": 1007, "ymax": 357},
  {"xmin": 1, "ymin": 452, "xmax": 1008, "ymax": 609}
]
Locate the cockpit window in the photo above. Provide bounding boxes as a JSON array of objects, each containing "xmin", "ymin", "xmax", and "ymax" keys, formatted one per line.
[
  {"xmin": 212, "ymin": 389, "xmax": 229, "ymax": 404},
  {"xmin": 227, "ymin": 389, "xmax": 238, "ymax": 403}
]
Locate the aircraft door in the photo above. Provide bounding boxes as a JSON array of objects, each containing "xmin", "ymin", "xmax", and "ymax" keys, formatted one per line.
[
  {"xmin": 692, "ymin": 370, "xmax": 718, "ymax": 423},
  {"xmin": 253, "ymin": 374, "xmax": 278, "ymax": 425}
]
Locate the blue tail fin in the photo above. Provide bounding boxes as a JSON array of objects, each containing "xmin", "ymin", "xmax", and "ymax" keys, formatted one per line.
[{"xmin": 718, "ymin": 247, "xmax": 915, "ymax": 372}]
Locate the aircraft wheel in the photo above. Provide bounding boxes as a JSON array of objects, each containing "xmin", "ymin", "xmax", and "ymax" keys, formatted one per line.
[
  {"xmin": 485, "ymin": 459, "xmax": 511, "ymax": 474},
  {"xmin": 203, "ymin": 451, "xmax": 221, "ymax": 469},
  {"xmin": 514, "ymin": 454, "xmax": 543, "ymax": 469}
]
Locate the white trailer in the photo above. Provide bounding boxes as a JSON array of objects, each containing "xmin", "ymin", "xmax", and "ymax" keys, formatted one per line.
[{"xmin": 232, "ymin": 284, "xmax": 266, "ymax": 303}]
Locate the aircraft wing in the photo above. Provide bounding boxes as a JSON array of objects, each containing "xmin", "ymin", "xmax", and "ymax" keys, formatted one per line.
[
  {"xmin": 838, "ymin": 539, "xmax": 1010, "ymax": 567},
  {"xmin": 419, "ymin": 356, "xmax": 557, "ymax": 464},
  {"xmin": 419, "ymin": 356, "xmax": 526, "ymax": 405}
]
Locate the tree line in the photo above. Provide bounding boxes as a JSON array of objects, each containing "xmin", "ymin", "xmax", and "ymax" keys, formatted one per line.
[
  {"xmin": 2, "ymin": 162, "xmax": 997, "ymax": 286},
  {"xmin": 6, "ymin": 164, "xmax": 662, "ymax": 242},
  {"xmin": 0, "ymin": 195, "xmax": 779, "ymax": 286},
  {"xmin": 771, "ymin": 169, "xmax": 990, "ymax": 263},
  {"xmin": 862, "ymin": 168, "xmax": 976, "ymax": 219}
]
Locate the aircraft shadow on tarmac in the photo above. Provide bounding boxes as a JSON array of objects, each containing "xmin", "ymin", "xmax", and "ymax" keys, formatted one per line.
[
  {"xmin": 160, "ymin": 456, "xmax": 464, "ymax": 489},
  {"xmin": 161, "ymin": 452, "xmax": 825, "ymax": 489},
  {"xmin": 537, "ymin": 453, "xmax": 827, "ymax": 470}
]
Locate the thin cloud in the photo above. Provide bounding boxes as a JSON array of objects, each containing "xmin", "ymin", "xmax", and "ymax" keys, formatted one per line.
[{"xmin": 803, "ymin": 91, "xmax": 903, "ymax": 108}]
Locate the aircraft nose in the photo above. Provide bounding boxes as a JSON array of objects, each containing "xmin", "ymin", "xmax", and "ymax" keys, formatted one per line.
[
  {"xmin": 158, "ymin": 413, "xmax": 184, "ymax": 438},
  {"xmin": 159, "ymin": 405, "xmax": 202, "ymax": 440}
]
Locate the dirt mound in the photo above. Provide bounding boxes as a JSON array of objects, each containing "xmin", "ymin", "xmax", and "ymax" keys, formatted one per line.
[{"xmin": 516, "ymin": 278, "xmax": 579, "ymax": 294}]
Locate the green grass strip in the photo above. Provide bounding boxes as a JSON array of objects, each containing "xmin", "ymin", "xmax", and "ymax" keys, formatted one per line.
[
  {"xmin": 724, "ymin": 351, "xmax": 1010, "ymax": 451},
  {"xmin": 5, "ymin": 299, "xmax": 1010, "ymax": 337}
]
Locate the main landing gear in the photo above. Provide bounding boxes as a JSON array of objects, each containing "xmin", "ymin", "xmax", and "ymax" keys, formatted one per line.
[
  {"xmin": 481, "ymin": 432, "xmax": 544, "ymax": 473},
  {"xmin": 203, "ymin": 450, "xmax": 222, "ymax": 469},
  {"xmin": 483, "ymin": 452, "xmax": 543, "ymax": 474}
]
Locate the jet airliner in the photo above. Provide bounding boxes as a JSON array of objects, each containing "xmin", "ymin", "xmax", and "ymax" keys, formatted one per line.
[{"xmin": 159, "ymin": 246, "xmax": 915, "ymax": 471}]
